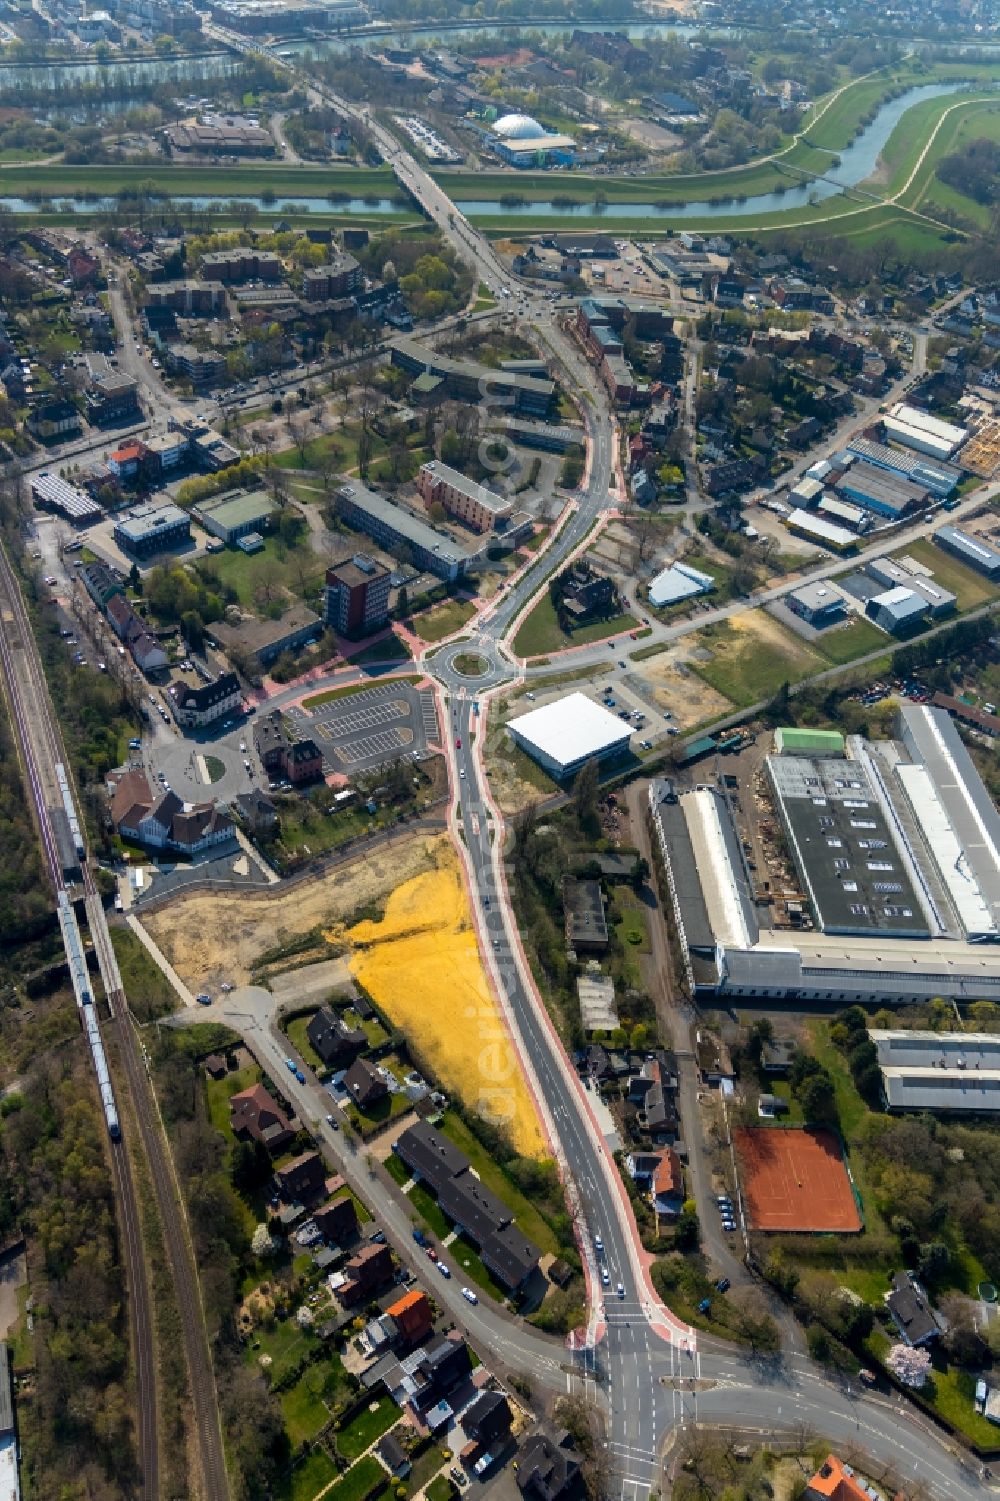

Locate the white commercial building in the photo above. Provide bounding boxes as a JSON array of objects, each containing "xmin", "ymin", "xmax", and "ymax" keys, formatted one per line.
[
  {"xmin": 648, "ymin": 560, "xmax": 715, "ymax": 608},
  {"xmin": 870, "ymin": 1030, "xmax": 1000, "ymax": 1113},
  {"xmin": 507, "ymin": 692, "xmax": 632, "ymax": 779},
  {"xmin": 884, "ymin": 403, "xmax": 968, "ymax": 461},
  {"xmin": 785, "ymin": 508, "xmax": 857, "ymax": 552}
]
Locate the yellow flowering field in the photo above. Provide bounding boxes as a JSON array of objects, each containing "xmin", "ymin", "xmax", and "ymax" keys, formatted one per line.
[{"xmin": 345, "ymin": 848, "xmax": 545, "ymax": 1158}]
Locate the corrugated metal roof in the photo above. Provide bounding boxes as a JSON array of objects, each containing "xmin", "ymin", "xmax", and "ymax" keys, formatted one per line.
[{"xmin": 898, "ymin": 705, "xmax": 1000, "ymax": 939}]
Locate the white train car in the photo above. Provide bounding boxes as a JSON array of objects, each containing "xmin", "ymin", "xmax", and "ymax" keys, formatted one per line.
[{"xmin": 55, "ymin": 762, "xmax": 85, "ymax": 860}]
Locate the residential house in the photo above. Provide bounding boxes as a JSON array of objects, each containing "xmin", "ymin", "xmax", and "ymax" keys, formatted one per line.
[
  {"xmin": 385, "ymin": 1289, "xmax": 433, "ymax": 1346},
  {"xmin": 275, "ymin": 1150, "xmax": 326, "ymax": 1204},
  {"xmin": 253, "ymin": 708, "xmax": 324, "ymax": 786},
  {"xmin": 234, "ymin": 788, "xmax": 278, "ymax": 836},
  {"xmin": 516, "ymin": 1432, "xmax": 584, "ymax": 1501},
  {"xmin": 394, "ymin": 1122, "xmax": 541, "ymax": 1292},
  {"xmin": 651, "ymin": 1147, "xmax": 684, "ymax": 1217},
  {"xmin": 313, "ymin": 1194, "xmax": 358, "ymax": 1245},
  {"xmin": 760, "ymin": 1038, "xmax": 796, "ymax": 1075},
  {"xmin": 106, "ymin": 595, "xmax": 170, "ymax": 674},
  {"xmin": 344, "ymin": 1058, "xmax": 389, "ymax": 1112},
  {"xmin": 886, "ymin": 1272, "xmax": 940, "ymax": 1347},
  {"xmin": 81, "ymin": 560, "xmax": 124, "ymax": 610},
  {"xmin": 339, "ymin": 1242, "xmax": 394, "ymax": 1305},
  {"xmin": 805, "ymin": 1455, "xmax": 878, "ymax": 1501},
  {"xmin": 170, "ymin": 672, "xmax": 242, "ymax": 731},
  {"xmin": 463, "ymin": 1390, "xmax": 513, "ymax": 1449},
  {"xmin": 307, "ymin": 1007, "xmax": 367, "ymax": 1067},
  {"xmin": 229, "ymin": 1082, "xmax": 294, "ymax": 1152},
  {"xmin": 562, "ymin": 877, "xmax": 609, "ymax": 953}
]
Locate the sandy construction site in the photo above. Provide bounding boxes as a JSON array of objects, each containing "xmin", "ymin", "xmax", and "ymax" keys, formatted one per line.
[
  {"xmin": 347, "ymin": 850, "xmax": 546, "ymax": 1158},
  {"xmin": 140, "ymin": 831, "xmax": 446, "ymax": 993}
]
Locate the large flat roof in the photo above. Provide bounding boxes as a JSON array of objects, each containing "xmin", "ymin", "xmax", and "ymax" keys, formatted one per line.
[
  {"xmin": 193, "ymin": 489, "xmax": 276, "ymax": 527},
  {"xmin": 768, "ymin": 753, "xmax": 928, "ymax": 937},
  {"xmin": 871, "ymin": 1029, "xmax": 1000, "ymax": 1112},
  {"xmin": 507, "ymin": 692, "xmax": 631, "ymax": 773},
  {"xmin": 896, "ymin": 704, "xmax": 1000, "ymax": 939},
  {"xmin": 681, "ymin": 787, "xmax": 758, "ymax": 949}
]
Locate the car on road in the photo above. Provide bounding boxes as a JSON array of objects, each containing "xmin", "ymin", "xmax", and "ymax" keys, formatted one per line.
[
  {"xmin": 459, "ymin": 767, "xmax": 466, "ymax": 778},
  {"xmin": 456, "ymin": 737, "xmax": 461, "ymax": 748},
  {"xmin": 438, "ymin": 1261, "xmax": 451, "ymax": 1278},
  {"xmin": 44, "ymin": 575, "xmax": 57, "ymax": 586},
  {"xmin": 617, "ymin": 1282, "xmax": 625, "ymax": 1299},
  {"xmin": 294, "ymin": 1068, "xmax": 305, "ymax": 1084},
  {"xmin": 196, "ymin": 993, "xmax": 212, "ymax": 1005},
  {"xmin": 601, "ymin": 1267, "xmax": 611, "ymax": 1287},
  {"xmin": 594, "ymin": 1233, "xmax": 603, "ymax": 1252},
  {"xmin": 285, "ymin": 1058, "xmax": 296, "ymax": 1072},
  {"xmin": 461, "ymin": 1287, "xmax": 478, "ymax": 1304}
]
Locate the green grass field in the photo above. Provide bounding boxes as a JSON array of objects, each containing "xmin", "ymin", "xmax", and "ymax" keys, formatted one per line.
[
  {"xmin": 205, "ymin": 1062, "xmax": 260, "ymax": 1139},
  {"xmin": 690, "ymin": 616, "xmax": 824, "ymax": 708},
  {"xmin": 336, "ymin": 1398, "xmax": 400, "ymax": 1461},
  {"xmin": 281, "ymin": 1369, "xmax": 331, "ymax": 1448},
  {"xmin": 411, "ymin": 597, "xmax": 477, "ymax": 643},
  {"xmin": 813, "ymin": 616, "xmax": 886, "ymax": 666},
  {"xmin": 512, "ymin": 592, "xmax": 638, "ymax": 658},
  {"xmin": 347, "ymin": 635, "xmax": 413, "ymax": 666},
  {"xmin": 275, "ymin": 1448, "xmax": 338, "ymax": 1501},
  {"xmin": 199, "ymin": 534, "xmax": 326, "ymax": 610},
  {"xmin": 286, "ymin": 1013, "xmax": 324, "ymax": 1071}
]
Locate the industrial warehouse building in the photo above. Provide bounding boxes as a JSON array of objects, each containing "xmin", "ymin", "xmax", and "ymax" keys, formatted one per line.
[
  {"xmin": 934, "ymin": 525, "xmax": 1000, "ymax": 580},
  {"xmin": 836, "ymin": 460, "xmax": 927, "ymax": 520},
  {"xmin": 847, "ymin": 435, "xmax": 961, "ymax": 497},
  {"xmin": 649, "ymin": 705, "xmax": 1000, "ymax": 1004},
  {"xmin": 884, "ymin": 403, "xmax": 967, "ymax": 461},
  {"xmin": 507, "ymin": 692, "xmax": 632, "ymax": 779},
  {"xmin": 786, "ymin": 581, "xmax": 847, "ymax": 628},
  {"xmin": 766, "ymin": 752, "xmax": 928, "ymax": 938},
  {"xmin": 870, "ymin": 1030, "xmax": 1000, "ymax": 1114}
]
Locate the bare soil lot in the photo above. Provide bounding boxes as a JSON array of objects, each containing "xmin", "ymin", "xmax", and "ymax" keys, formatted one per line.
[
  {"xmin": 140, "ymin": 832, "xmax": 447, "ymax": 992},
  {"xmin": 632, "ymin": 646, "xmax": 733, "ymax": 727}
]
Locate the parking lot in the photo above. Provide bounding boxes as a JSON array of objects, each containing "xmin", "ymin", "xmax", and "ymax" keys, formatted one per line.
[{"xmin": 306, "ymin": 681, "xmax": 439, "ymax": 772}]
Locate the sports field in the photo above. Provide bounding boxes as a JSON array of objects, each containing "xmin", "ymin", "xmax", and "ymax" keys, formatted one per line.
[{"xmin": 734, "ymin": 1126, "xmax": 862, "ymax": 1233}]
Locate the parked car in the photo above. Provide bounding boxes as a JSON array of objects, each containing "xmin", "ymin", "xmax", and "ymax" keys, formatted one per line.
[
  {"xmin": 294, "ymin": 1068, "xmax": 305, "ymax": 1084},
  {"xmin": 438, "ymin": 1262, "xmax": 451, "ymax": 1278},
  {"xmin": 196, "ymin": 993, "xmax": 211, "ymax": 1006},
  {"xmin": 427, "ymin": 1247, "xmax": 438, "ymax": 1262},
  {"xmin": 715, "ymin": 1278, "xmax": 730, "ymax": 1293},
  {"xmin": 285, "ymin": 1058, "xmax": 296, "ymax": 1072},
  {"xmin": 698, "ymin": 1298, "xmax": 711, "ymax": 1314},
  {"xmin": 461, "ymin": 1287, "xmax": 478, "ymax": 1304}
]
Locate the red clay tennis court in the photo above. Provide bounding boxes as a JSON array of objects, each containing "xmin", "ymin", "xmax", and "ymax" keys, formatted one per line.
[{"xmin": 734, "ymin": 1126, "xmax": 862, "ymax": 1233}]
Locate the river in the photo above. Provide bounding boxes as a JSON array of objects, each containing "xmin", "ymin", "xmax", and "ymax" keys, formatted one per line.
[{"xmin": 0, "ymin": 81, "xmax": 978, "ymax": 223}]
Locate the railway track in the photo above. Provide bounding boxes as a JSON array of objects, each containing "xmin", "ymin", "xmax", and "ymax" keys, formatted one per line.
[
  {"xmin": 83, "ymin": 876, "xmax": 231, "ymax": 1501},
  {"xmin": 0, "ymin": 540, "xmax": 232, "ymax": 1500}
]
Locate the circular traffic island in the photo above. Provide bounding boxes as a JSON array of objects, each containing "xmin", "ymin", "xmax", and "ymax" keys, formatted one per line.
[{"xmin": 452, "ymin": 652, "xmax": 490, "ymax": 678}]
